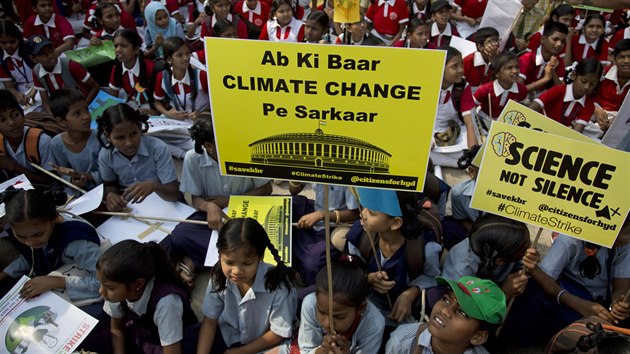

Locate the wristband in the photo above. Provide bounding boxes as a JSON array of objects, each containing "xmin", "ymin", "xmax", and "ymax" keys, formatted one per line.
[
  {"xmin": 556, "ymin": 289, "xmax": 567, "ymax": 305},
  {"xmin": 334, "ymin": 209, "xmax": 341, "ymax": 224}
]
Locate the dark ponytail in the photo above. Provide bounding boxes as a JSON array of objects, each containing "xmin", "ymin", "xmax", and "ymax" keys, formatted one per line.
[
  {"xmin": 469, "ymin": 214, "xmax": 530, "ymax": 279},
  {"xmin": 189, "ymin": 115, "xmax": 215, "ymax": 154},
  {"xmin": 579, "ymin": 242, "xmax": 602, "ymax": 279},
  {"xmin": 98, "ymin": 240, "xmax": 186, "ymax": 289}
]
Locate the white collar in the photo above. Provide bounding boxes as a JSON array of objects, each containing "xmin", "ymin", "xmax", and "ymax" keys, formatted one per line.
[
  {"xmin": 535, "ymin": 47, "xmax": 548, "ymax": 66},
  {"xmin": 578, "ymin": 34, "xmax": 598, "ymax": 50},
  {"xmin": 35, "ymin": 13, "xmax": 56, "ymax": 27},
  {"xmin": 412, "ymin": 2, "xmax": 426, "ymax": 14},
  {"xmin": 122, "ymin": 57, "xmax": 140, "ymax": 77},
  {"xmin": 378, "ymin": 0, "xmax": 396, "ymax": 6},
  {"xmin": 604, "ymin": 65, "xmax": 618, "ymax": 81},
  {"xmin": 39, "ymin": 58, "xmax": 62, "ymax": 76},
  {"xmin": 563, "ymin": 83, "xmax": 586, "ymax": 106},
  {"xmin": 242, "ymin": 1, "xmax": 261, "ymax": 14},
  {"xmin": 212, "ymin": 13, "xmax": 233, "ymax": 27},
  {"xmin": 172, "ymin": 70, "xmax": 190, "ymax": 86},
  {"xmin": 3, "ymin": 51, "xmax": 22, "ymax": 62},
  {"xmin": 473, "ymin": 51, "xmax": 489, "ymax": 67},
  {"xmin": 431, "ymin": 22, "xmax": 451, "ymax": 37},
  {"xmin": 493, "ymin": 80, "xmax": 519, "ymax": 96}
]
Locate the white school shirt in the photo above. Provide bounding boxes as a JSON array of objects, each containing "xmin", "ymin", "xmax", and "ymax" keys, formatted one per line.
[
  {"xmin": 1, "ymin": 52, "xmax": 34, "ymax": 94},
  {"xmin": 202, "ymin": 262, "xmax": 297, "ymax": 350},
  {"xmin": 266, "ymin": 17, "xmax": 304, "ymax": 42},
  {"xmin": 103, "ymin": 278, "xmax": 185, "ymax": 346}
]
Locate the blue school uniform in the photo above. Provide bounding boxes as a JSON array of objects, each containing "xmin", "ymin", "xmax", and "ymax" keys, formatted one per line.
[
  {"xmin": 3, "ymin": 217, "xmax": 101, "ymax": 301},
  {"xmin": 50, "ymin": 130, "xmax": 102, "ymax": 190},
  {"xmin": 103, "ymin": 278, "xmax": 198, "ymax": 352},
  {"xmin": 387, "ymin": 323, "xmax": 490, "ymax": 354},
  {"xmin": 162, "ymin": 147, "xmax": 271, "ymax": 268},
  {"xmin": 298, "ymin": 293, "xmax": 385, "ymax": 354},
  {"xmin": 202, "ymin": 262, "xmax": 297, "ymax": 352},
  {"xmin": 345, "ymin": 222, "xmax": 441, "ymax": 324},
  {"xmin": 97, "ymin": 135, "xmax": 177, "ymax": 188},
  {"xmin": 2, "ymin": 126, "xmax": 53, "ymax": 172}
]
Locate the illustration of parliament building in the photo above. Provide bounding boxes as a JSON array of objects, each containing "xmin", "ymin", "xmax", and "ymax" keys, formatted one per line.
[{"xmin": 248, "ymin": 128, "xmax": 391, "ymax": 173}]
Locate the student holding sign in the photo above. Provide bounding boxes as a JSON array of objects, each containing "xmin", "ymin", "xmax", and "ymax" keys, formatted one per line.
[{"xmin": 499, "ymin": 220, "xmax": 630, "ymax": 347}]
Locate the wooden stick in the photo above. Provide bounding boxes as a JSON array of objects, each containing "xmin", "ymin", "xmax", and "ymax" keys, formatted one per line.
[
  {"xmin": 91, "ymin": 211, "xmax": 208, "ymax": 225},
  {"xmin": 323, "ymin": 184, "xmax": 335, "ymax": 335},
  {"xmin": 30, "ymin": 163, "xmax": 87, "ymax": 194},
  {"xmin": 496, "ymin": 227, "xmax": 544, "ymax": 337},
  {"xmin": 349, "ymin": 187, "xmax": 393, "ymax": 308},
  {"xmin": 488, "ymin": 93, "xmax": 493, "ymax": 120}
]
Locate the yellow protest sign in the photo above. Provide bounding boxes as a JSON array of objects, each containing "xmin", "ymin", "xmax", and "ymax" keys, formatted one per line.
[
  {"xmin": 471, "ymin": 122, "xmax": 629, "ymax": 247},
  {"xmin": 205, "ymin": 38, "xmax": 444, "ymax": 192},
  {"xmin": 227, "ymin": 196, "xmax": 292, "ymax": 265},
  {"xmin": 334, "ymin": 0, "xmax": 360, "ymax": 23},
  {"xmin": 472, "ymin": 100, "xmax": 597, "ymax": 166}
]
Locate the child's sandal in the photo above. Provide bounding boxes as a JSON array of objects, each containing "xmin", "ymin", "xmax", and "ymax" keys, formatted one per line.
[{"xmin": 177, "ymin": 262, "xmax": 196, "ymax": 289}]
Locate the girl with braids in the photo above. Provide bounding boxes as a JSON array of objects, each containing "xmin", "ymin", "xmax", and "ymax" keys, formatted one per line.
[
  {"xmin": 161, "ymin": 117, "xmax": 271, "ymax": 289},
  {"xmin": 441, "ymin": 213, "xmax": 538, "ymax": 299},
  {"xmin": 565, "ymin": 13, "xmax": 610, "ymax": 67},
  {"xmin": 498, "ymin": 220, "xmax": 630, "ymax": 347},
  {"xmin": 0, "ymin": 185, "xmax": 110, "ymax": 352},
  {"xmin": 109, "ymin": 29, "xmax": 157, "ymax": 113},
  {"xmin": 0, "ymin": 20, "xmax": 37, "ymax": 106},
  {"xmin": 96, "ymin": 103, "xmax": 180, "ymax": 212},
  {"xmin": 153, "ymin": 36, "xmax": 209, "ymax": 121},
  {"xmin": 197, "ymin": 218, "xmax": 297, "ymax": 354},
  {"xmin": 97, "ymin": 240, "xmax": 199, "ymax": 353}
]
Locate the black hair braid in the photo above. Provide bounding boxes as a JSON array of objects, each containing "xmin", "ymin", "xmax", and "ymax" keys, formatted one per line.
[
  {"xmin": 579, "ymin": 242, "xmax": 602, "ymax": 279},
  {"xmin": 189, "ymin": 117, "xmax": 214, "ymax": 154},
  {"xmin": 113, "ymin": 58, "xmax": 123, "ymax": 89},
  {"xmin": 39, "ymin": 183, "xmax": 68, "ymax": 207},
  {"xmin": 264, "ymin": 239, "xmax": 295, "ymax": 292},
  {"xmin": 96, "ymin": 114, "xmax": 114, "ymax": 149}
]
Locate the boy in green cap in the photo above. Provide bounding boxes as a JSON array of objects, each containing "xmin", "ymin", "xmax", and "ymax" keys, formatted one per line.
[{"xmin": 386, "ymin": 276, "xmax": 506, "ymax": 354}]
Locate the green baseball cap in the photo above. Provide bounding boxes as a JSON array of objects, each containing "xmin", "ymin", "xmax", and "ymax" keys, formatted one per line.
[{"xmin": 435, "ymin": 276, "xmax": 506, "ymax": 325}]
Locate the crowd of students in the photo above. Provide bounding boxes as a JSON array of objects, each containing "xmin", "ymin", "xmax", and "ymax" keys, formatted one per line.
[{"xmin": 0, "ymin": 0, "xmax": 628, "ymax": 353}]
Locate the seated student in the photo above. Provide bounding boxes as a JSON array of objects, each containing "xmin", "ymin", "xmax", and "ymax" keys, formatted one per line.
[
  {"xmin": 463, "ymin": 27, "xmax": 500, "ymax": 93},
  {"xmin": 428, "ymin": 0, "xmax": 460, "ymax": 48},
  {"xmin": 441, "ymin": 214, "xmax": 539, "ymax": 300},
  {"xmin": 0, "ymin": 90, "xmax": 53, "ymax": 184},
  {"xmin": 304, "ymin": 10, "xmax": 332, "ymax": 44},
  {"xmin": 27, "ymin": 35, "xmax": 100, "ymax": 115},
  {"xmin": 339, "ymin": 188, "xmax": 442, "ymax": 330},
  {"xmin": 450, "ymin": 0, "xmax": 488, "ymax": 40},
  {"xmin": 81, "ymin": 0, "xmax": 136, "ymax": 46},
  {"xmin": 98, "ymin": 240, "xmax": 199, "ymax": 354},
  {"xmin": 431, "ymin": 47, "xmax": 477, "ymax": 168},
  {"xmin": 609, "ymin": 24, "xmax": 630, "ymax": 53},
  {"xmin": 161, "ymin": 117, "xmax": 271, "ymax": 288},
  {"xmin": 393, "ymin": 18, "xmax": 433, "ymax": 49},
  {"xmin": 197, "ymin": 218, "xmax": 297, "ymax": 354},
  {"xmin": 259, "ymin": 0, "xmax": 305, "ymax": 42},
  {"xmin": 0, "ymin": 186, "xmax": 110, "ymax": 352},
  {"xmin": 564, "ymin": 13, "xmax": 609, "ymax": 67},
  {"xmin": 109, "ymin": 29, "xmax": 157, "ymax": 114},
  {"xmin": 527, "ymin": 4, "xmax": 575, "ymax": 53},
  {"xmin": 233, "ymin": 0, "xmax": 272, "ymax": 39},
  {"xmin": 144, "ymin": 1, "xmax": 184, "ymax": 59},
  {"xmin": 498, "ymin": 220, "xmax": 630, "ymax": 347},
  {"xmin": 474, "ymin": 51, "xmax": 528, "ymax": 124},
  {"xmin": 23, "ymin": 0, "xmax": 75, "ymax": 55},
  {"xmin": 95, "ymin": 103, "xmax": 180, "ymax": 212},
  {"xmin": 89, "ymin": 2, "xmax": 124, "ymax": 45},
  {"xmin": 0, "ymin": 20, "xmax": 38, "ymax": 108},
  {"xmin": 48, "ymin": 89, "xmax": 102, "ymax": 192},
  {"xmin": 386, "ymin": 276, "xmax": 507, "ymax": 354},
  {"xmin": 334, "ymin": 19, "xmax": 384, "ymax": 46},
  {"xmin": 363, "ymin": 0, "xmax": 409, "ymax": 46},
  {"xmin": 408, "ymin": 0, "xmax": 429, "ymax": 22},
  {"xmin": 448, "ymin": 147, "xmax": 481, "ymax": 238},
  {"xmin": 297, "ymin": 257, "xmax": 385, "ymax": 354},
  {"xmin": 530, "ymin": 58, "xmax": 602, "ymax": 134},
  {"xmin": 187, "ymin": 0, "xmax": 249, "ymax": 39},
  {"xmin": 289, "ymin": 182, "xmax": 359, "ymax": 287},
  {"xmin": 518, "ymin": 21, "xmax": 568, "ymax": 98},
  {"xmin": 593, "ymin": 39, "xmax": 630, "ymax": 128}
]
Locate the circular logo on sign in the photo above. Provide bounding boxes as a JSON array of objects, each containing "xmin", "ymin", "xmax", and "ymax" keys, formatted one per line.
[
  {"xmin": 255, "ymin": 19, "xmax": 262, "ymax": 26},
  {"xmin": 390, "ymin": 12, "xmax": 398, "ymax": 20}
]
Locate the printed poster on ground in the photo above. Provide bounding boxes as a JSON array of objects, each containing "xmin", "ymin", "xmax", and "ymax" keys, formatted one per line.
[
  {"xmin": 204, "ymin": 38, "xmax": 445, "ymax": 192},
  {"xmin": 471, "ymin": 122, "xmax": 629, "ymax": 247},
  {"xmin": 0, "ymin": 276, "xmax": 97, "ymax": 354}
]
